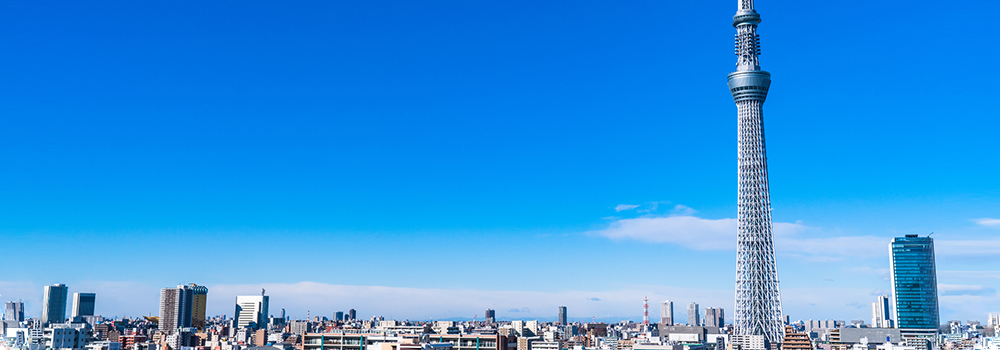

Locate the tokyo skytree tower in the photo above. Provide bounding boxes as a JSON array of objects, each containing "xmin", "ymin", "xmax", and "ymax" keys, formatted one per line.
[{"xmin": 727, "ymin": 0, "xmax": 784, "ymax": 344}]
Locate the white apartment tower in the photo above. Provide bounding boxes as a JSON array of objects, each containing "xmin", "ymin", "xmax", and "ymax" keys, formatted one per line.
[
  {"xmin": 871, "ymin": 295, "xmax": 893, "ymax": 328},
  {"xmin": 235, "ymin": 291, "xmax": 269, "ymax": 330}
]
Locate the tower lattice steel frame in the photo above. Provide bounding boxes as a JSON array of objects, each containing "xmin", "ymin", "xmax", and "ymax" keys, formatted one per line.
[{"xmin": 727, "ymin": 0, "xmax": 784, "ymax": 344}]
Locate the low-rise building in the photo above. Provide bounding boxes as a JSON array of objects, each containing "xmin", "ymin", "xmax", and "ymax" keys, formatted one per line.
[{"xmin": 47, "ymin": 327, "xmax": 86, "ymax": 350}]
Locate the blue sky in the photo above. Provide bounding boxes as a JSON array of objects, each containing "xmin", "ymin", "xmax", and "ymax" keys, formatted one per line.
[{"xmin": 1, "ymin": 0, "xmax": 998, "ymax": 323}]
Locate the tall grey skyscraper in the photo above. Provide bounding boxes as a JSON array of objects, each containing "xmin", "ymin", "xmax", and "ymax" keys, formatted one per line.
[
  {"xmin": 688, "ymin": 303, "xmax": 700, "ymax": 326},
  {"xmin": 705, "ymin": 307, "xmax": 725, "ymax": 328},
  {"xmin": 5, "ymin": 301, "xmax": 25, "ymax": 322},
  {"xmin": 661, "ymin": 300, "xmax": 673, "ymax": 325},
  {"xmin": 558, "ymin": 306, "xmax": 567, "ymax": 325},
  {"xmin": 889, "ymin": 235, "xmax": 939, "ymax": 330},
  {"xmin": 42, "ymin": 284, "xmax": 69, "ymax": 325},
  {"xmin": 871, "ymin": 295, "xmax": 892, "ymax": 328},
  {"xmin": 485, "ymin": 309, "xmax": 496, "ymax": 323},
  {"xmin": 728, "ymin": 0, "xmax": 784, "ymax": 343},
  {"xmin": 71, "ymin": 293, "xmax": 96, "ymax": 318},
  {"xmin": 348, "ymin": 309, "xmax": 356, "ymax": 321},
  {"xmin": 160, "ymin": 285, "xmax": 194, "ymax": 332}
]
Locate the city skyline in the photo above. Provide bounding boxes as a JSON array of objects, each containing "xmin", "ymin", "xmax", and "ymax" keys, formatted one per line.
[{"xmin": 0, "ymin": 0, "xmax": 998, "ymax": 325}]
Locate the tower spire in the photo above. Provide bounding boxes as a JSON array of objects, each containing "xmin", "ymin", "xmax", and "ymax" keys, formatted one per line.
[{"xmin": 728, "ymin": 0, "xmax": 784, "ymax": 344}]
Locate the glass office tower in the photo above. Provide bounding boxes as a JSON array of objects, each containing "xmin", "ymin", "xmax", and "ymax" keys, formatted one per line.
[{"xmin": 889, "ymin": 234, "xmax": 939, "ymax": 329}]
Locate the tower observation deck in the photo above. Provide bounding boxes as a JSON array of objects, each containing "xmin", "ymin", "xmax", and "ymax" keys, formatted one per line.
[{"xmin": 728, "ymin": 0, "xmax": 784, "ymax": 344}]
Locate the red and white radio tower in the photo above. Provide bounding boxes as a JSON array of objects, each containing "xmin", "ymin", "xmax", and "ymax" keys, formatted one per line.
[{"xmin": 643, "ymin": 296, "xmax": 649, "ymax": 325}]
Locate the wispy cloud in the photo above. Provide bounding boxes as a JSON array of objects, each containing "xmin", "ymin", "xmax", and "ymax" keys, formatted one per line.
[
  {"xmin": 938, "ymin": 284, "xmax": 998, "ymax": 297},
  {"xmin": 670, "ymin": 205, "xmax": 697, "ymax": 216},
  {"xmin": 974, "ymin": 218, "xmax": 1000, "ymax": 227},
  {"xmin": 937, "ymin": 240, "xmax": 1000, "ymax": 256},
  {"xmin": 588, "ymin": 212, "xmax": 886, "ymax": 261},
  {"xmin": 615, "ymin": 204, "xmax": 640, "ymax": 212},
  {"xmin": 939, "ymin": 271, "xmax": 1000, "ymax": 281},
  {"xmin": 776, "ymin": 235, "xmax": 887, "ymax": 260},
  {"xmin": 589, "ymin": 215, "xmax": 736, "ymax": 250}
]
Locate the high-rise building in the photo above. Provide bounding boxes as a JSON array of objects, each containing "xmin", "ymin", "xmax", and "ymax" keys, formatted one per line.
[
  {"xmin": 42, "ymin": 284, "xmax": 69, "ymax": 325},
  {"xmin": 160, "ymin": 285, "xmax": 195, "ymax": 332},
  {"xmin": 661, "ymin": 301, "xmax": 674, "ymax": 325},
  {"xmin": 889, "ymin": 235, "xmax": 939, "ymax": 330},
  {"xmin": 871, "ymin": 295, "xmax": 892, "ymax": 328},
  {"xmin": 688, "ymin": 303, "xmax": 700, "ymax": 326},
  {"xmin": 485, "ymin": 309, "xmax": 496, "ymax": 323},
  {"xmin": 989, "ymin": 313, "xmax": 1000, "ymax": 328},
  {"xmin": 190, "ymin": 284, "xmax": 208, "ymax": 330},
  {"xmin": 729, "ymin": 0, "xmax": 784, "ymax": 344},
  {"xmin": 235, "ymin": 292, "xmax": 269, "ymax": 330},
  {"xmin": 558, "ymin": 306, "xmax": 567, "ymax": 325},
  {"xmin": 335, "ymin": 311, "xmax": 344, "ymax": 321},
  {"xmin": 348, "ymin": 309, "xmax": 356, "ymax": 321},
  {"xmin": 5, "ymin": 301, "xmax": 25, "ymax": 322},
  {"xmin": 705, "ymin": 307, "xmax": 725, "ymax": 328},
  {"xmin": 71, "ymin": 293, "xmax": 96, "ymax": 318}
]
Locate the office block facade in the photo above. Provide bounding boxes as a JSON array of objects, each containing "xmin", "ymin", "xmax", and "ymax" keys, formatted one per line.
[
  {"xmin": 190, "ymin": 284, "xmax": 208, "ymax": 330},
  {"xmin": 688, "ymin": 303, "xmax": 700, "ymax": 326},
  {"xmin": 5, "ymin": 301, "xmax": 25, "ymax": 322},
  {"xmin": 705, "ymin": 308, "xmax": 724, "ymax": 328},
  {"xmin": 889, "ymin": 235, "xmax": 939, "ymax": 330},
  {"xmin": 71, "ymin": 293, "xmax": 96, "ymax": 318},
  {"xmin": 661, "ymin": 301, "xmax": 673, "ymax": 325},
  {"xmin": 42, "ymin": 284, "xmax": 69, "ymax": 325}
]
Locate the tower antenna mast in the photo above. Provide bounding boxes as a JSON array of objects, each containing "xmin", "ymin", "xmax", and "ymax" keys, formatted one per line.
[{"xmin": 728, "ymin": 0, "xmax": 784, "ymax": 344}]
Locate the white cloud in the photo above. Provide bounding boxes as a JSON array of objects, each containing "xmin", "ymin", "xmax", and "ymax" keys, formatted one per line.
[
  {"xmin": 588, "ymin": 213, "xmax": 885, "ymax": 260},
  {"xmin": 588, "ymin": 215, "xmax": 736, "ymax": 250},
  {"xmin": 776, "ymin": 235, "xmax": 888, "ymax": 260},
  {"xmin": 974, "ymin": 218, "xmax": 1000, "ymax": 227},
  {"xmin": 615, "ymin": 204, "xmax": 640, "ymax": 212},
  {"xmin": 670, "ymin": 205, "xmax": 697, "ymax": 216},
  {"xmin": 936, "ymin": 240, "xmax": 1000, "ymax": 256},
  {"xmin": 939, "ymin": 271, "xmax": 1000, "ymax": 281},
  {"xmin": 938, "ymin": 284, "xmax": 998, "ymax": 297}
]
